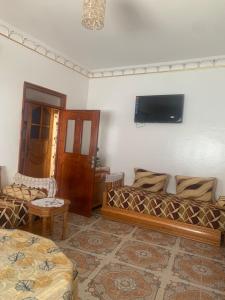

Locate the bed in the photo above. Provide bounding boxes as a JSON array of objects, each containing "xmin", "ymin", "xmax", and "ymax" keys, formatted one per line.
[{"xmin": 0, "ymin": 229, "xmax": 78, "ymax": 300}]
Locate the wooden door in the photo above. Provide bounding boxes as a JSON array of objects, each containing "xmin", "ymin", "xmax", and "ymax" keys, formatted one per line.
[
  {"xmin": 21, "ymin": 102, "xmax": 54, "ymax": 178},
  {"xmin": 56, "ymin": 110, "xmax": 100, "ymax": 217}
]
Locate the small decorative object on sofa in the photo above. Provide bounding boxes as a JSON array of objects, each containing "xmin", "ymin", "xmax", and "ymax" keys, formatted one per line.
[
  {"xmin": 132, "ymin": 168, "xmax": 169, "ymax": 192},
  {"xmin": 102, "ymin": 171, "xmax": 224, "ymax": 246}
]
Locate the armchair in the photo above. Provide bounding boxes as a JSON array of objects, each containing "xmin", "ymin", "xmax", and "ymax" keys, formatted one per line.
[{"xmin": 0, "ymin": 173, "xmax": 57, "ymax": 228}]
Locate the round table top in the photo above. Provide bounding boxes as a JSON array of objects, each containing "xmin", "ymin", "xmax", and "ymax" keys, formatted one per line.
[
  {"xmin": 0, "ymin": 228, "xmax": 76, "ymax": 299},
  {"xmin": 31, "ymin": 198, "xmax": 65, "ymax": 208},
  {"xmin": 28, "ymin": 198, "xmax": 70, "ymax": 214},
  {"xmin": 28, "ymin": 198, "xmax": 70, "ymax": 209}
]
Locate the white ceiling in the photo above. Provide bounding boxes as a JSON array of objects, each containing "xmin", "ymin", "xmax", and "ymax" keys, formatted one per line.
[{"xmin": 0, "ymin": 0, "xmax": 225, "ymax": 70}]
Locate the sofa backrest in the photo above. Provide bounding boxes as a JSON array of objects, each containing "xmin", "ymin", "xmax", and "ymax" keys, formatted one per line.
[{"xmin": 14, "ymin": 173, "xmax": 57, "ymax": 197}]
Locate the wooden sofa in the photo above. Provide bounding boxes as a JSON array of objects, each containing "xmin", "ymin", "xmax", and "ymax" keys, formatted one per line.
[{"xmin": 101, "ymin": 173, "xmax": 224, "ymax": 246}]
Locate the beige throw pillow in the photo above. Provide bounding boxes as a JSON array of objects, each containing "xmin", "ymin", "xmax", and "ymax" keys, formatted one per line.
[
  {"xmin": 175, "ymin": 175, "xmax": 216, "ymax": 202},
  {"xmin": 132, "ymin": 168, "xmax": 169, "ymax": 193}
]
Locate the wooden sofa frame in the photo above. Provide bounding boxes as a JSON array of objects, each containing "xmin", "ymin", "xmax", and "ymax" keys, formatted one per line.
[{"xmin": 101, "ymin": 174, "xmax": 221, "ymax": 247}]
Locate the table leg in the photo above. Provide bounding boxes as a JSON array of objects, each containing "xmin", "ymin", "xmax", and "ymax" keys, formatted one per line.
[
  {"xmin": 28, "ymin": 213, "xmax": 33, "ymax": 232},
  {"xmin": 50, "ymin": 215, "xmax": 54, "ymax": 236},
  {"xmin": 42, "ymin": 217, "xmax": 48, "ymax": 237},
  {"xmin": 62, "ymin": 211, "xmax": 68, "ymax": 240}
]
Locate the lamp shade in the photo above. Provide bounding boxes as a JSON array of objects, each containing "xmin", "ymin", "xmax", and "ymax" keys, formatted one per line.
[{"xmin": 82, "ymin": 0, "xmax": 106, "ymax": 30}]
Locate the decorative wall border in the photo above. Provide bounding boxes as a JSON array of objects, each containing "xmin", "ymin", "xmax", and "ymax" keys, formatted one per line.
[
  {"xmin": 1, "ymin": 20, "xmax": 225, "ymax": 80},
  {"xmin": 90, "ymin": 56, "xmax": 225, "ymax": 78},
  {"xmin": 0, "ymin": 21, "xmax": 90, "ymax": 78}
]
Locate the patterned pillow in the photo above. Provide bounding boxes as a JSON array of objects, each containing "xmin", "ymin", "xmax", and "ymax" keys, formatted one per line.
[
  {"xmin": 132, "ymin": 168, "xmax": 169, "ymax": 193},
  {"xmin": 175, "ymin": 175, "xmax": 216, "ymax": 202},
  {"xmin": 2, "ymin": 184, "xmax": 47, "ymax": 201}
]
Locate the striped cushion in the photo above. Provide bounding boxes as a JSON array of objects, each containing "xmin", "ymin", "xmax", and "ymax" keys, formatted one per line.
[
  {"xmin": 175, "ymin": 176, "xmax": 216, "ymax": 202},
  {"xmin": 132, "ymin": 168, "xmax": 169, "ymax": 193}
]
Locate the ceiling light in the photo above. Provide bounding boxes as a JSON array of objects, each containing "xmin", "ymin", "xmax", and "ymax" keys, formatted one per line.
[{"xmin": 82, "ymin": 0, "xmax": 106, "ymax": 30}]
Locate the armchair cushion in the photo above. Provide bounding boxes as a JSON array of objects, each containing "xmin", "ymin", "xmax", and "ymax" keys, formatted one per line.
[
  {"xmin": 175, "ymin": 175, "xmax": 216, "ymax": 202},
  {"xmin": 132, "ymin": 168, "xmax": 169, "ymax": 193},
  {"xmin": 2, "ymin": 184, "xmax": 47, "ymax": 201},
  {"xmin": 0, "ymin": 195, "xmax": 28, "ymax": 228}
]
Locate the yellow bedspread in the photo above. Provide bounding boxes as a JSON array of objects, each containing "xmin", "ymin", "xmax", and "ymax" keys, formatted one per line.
[{"xmin": 0, "ymin": 229, "xmax": 77, "ymax": 300}]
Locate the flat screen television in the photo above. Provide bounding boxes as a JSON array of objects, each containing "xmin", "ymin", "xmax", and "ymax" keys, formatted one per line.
[{"xmin": 134, "ymin": 94, "xmax": 184, "ymax": 123}]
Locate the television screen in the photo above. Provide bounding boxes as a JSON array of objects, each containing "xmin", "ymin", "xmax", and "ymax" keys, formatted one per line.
[{"xmin": 135, "ymin": 94, "xmax": 184, "ymax": 123}]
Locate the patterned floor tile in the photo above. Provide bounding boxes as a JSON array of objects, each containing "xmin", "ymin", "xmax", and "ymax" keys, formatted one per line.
[
  {"xmin": 60, "ymin": 247, "xmax": 101, "ymax": 283},
  {"xmin": 199, "ymin": 290, "xmax": 225, "ymax": 300},
  {"xmin": 52, "ymin": 222, "xmax": 80, "ymax": 241},
  {"xmin": 68, "ymin": 230, "xmax": 121, "ymax": 255},
  {"xmin": 48, "ymin": 213, "xmax": 225, "ymax": 299},
  {"xmin": 163, "ymin": 282, "xmax": 224, "ymax": 300},
  {"xmin": 69, "ymin": 213, "xmax": 100, "ymax": 226},
  {"xmin": 179, "ymin": 238, "xmax": 225, "ymax": 261},
  {"xmin": 88, "ymin": 263, "xmax": 160, "ymax": 300},
  {"xmin": 132, "ymin": 228, "xmax": 177, "ymax": 247},
  {"xmin": 55, "ymin": 213, "xmax": 100, "ymax": 227},
  {"xmin": 115, "ymin": 240, "xmax": 171, "ymax": 271},
  {"xmin": 173, "ymin": 253, "xmax": 225, "ymax": 292},
  {"xmin": 91, "ymin": 218, "xmax": 134, "ymax": 236}
]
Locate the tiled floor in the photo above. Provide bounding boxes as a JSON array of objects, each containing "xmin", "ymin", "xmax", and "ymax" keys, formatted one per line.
[{"xmin": 51, "ymin": 211, "xmax": 225, "ymax": 300}]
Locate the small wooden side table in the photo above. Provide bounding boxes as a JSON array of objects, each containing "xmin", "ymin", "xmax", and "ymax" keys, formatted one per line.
[
  {"xmin": 28, "ymin": 199, "xmax": 70, "ymax": 239},
  {"xmin": 93, "ymin": 166, "xmax": 110, "ymax": 208}
]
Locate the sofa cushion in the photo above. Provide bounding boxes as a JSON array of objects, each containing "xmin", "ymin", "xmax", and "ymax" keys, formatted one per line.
[
  {"xmin": 132, "ymin": 168, "xmax": 169, "ymax": 193},
  {"xmin": 175, "ymin": 176, "xmax": 216, "ymax": 202},
  {"xmin": 0, "ymin": 195, "xmax": 28, "ymax": 228},
  {"xmin": 2, "ymin": 184, "xmax": 47, "ymax": 201}
]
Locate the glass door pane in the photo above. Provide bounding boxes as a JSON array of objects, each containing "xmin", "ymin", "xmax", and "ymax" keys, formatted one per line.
[
  {"xmin": 42, "ymin": 107, "xmax": 51, "ymax": 126},
  {"xmin": 81, "ymin": 120, "xmax": 92, "ymax": 155},
  {"xmin": 31, "ymin": 106, "xmax": 41, "ymax": 124},
  {"xmin": 30, "ymin": 125, "xmax": 40, "ymax": 139},
  {"xmin": 65, "ymin": 120, "xmax": 76, "ymax": 153}
]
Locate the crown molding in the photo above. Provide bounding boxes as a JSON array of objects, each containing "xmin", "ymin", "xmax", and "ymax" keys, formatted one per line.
[
  {"xmin": 90, "ymin": 56, "xmax": 225, "ymax": 79},
  {"xmin": 1, "ymin": 19, "xmax": 225, "ymax": 80},
  {"xmin": 0, "ymin": 20, "xmax": 90, "ymax": 78}
]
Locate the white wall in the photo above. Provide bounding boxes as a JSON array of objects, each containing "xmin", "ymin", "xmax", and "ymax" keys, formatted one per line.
[
  {"xmin": 87, "ymin": 68, "xmax": 225, "ymax": 198},
  {"xmin": 0, "ymin": 37, "xmax": 89, "ymax": 185},
  {"xmin": 2, "ymin": 34, "xmax": 225, "ymax": 198}
]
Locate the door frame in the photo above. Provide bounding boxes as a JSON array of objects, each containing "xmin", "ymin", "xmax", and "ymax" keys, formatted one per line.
[{"xmin": 18, "ymin": 82, "xmax": 67, "ymax": 175}]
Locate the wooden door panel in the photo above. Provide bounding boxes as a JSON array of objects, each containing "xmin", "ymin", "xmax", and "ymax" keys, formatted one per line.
[
  {"xmin": 56, "ymin": 110, "xmax": 100, "ymax": 217},
  {"xmin": 58, "ymin": 159, "xmax": 93, "ymax": 215},
  {"xmin": 22, "ymin": 103, "xmax": 54, "ymax": 178}
]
